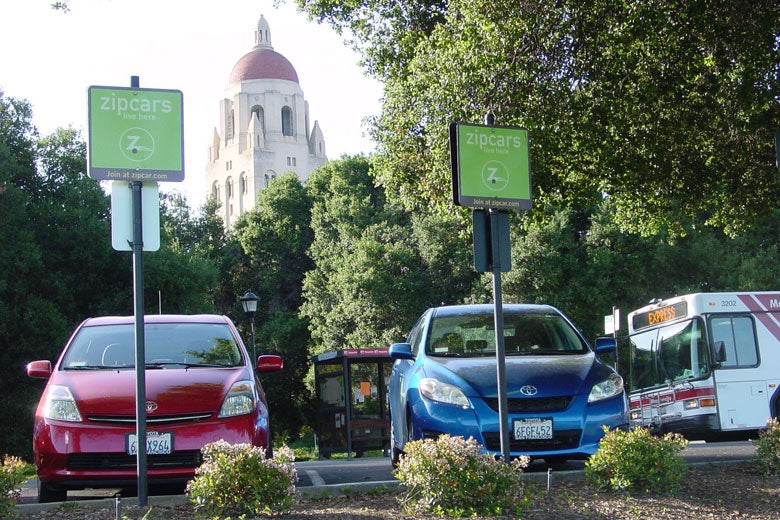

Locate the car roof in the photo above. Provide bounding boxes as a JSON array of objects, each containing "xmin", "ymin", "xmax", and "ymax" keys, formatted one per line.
[
  {"xmin": 430, "ymin": 304, "xmax": 559, "ymax": 316},
  {"xmin": 80, "ymin": 315, "xmax": 231, "ymax": 327}
]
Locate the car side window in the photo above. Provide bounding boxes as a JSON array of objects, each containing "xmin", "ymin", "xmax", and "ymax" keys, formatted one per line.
[{"xmin": 407, "ymin": 311, "xmax": 429, "ymax": 356}]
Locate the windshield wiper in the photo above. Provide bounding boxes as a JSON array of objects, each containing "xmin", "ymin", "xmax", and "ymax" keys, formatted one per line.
[
  {"xmin": 144, "ymin": 362, "xmax": 230, "ymax": 369},
  {"xmin": 65, "ymin": 365, "xmax": 116, "ymax": 370}
]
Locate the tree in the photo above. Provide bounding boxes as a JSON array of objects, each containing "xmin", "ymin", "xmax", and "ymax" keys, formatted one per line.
[
  {"xmin": 36, "ymin": 128, "xmax": 130, "ymax": 317},
  {"xmin": 730, "ymin": 209, "xmax": 780, "ymax": 290},
  {"xmin": 0, "ymin": 92, "xmax": 49, "ymax": 457},
  {"xmin": 294, "ymin": 0, "xmax": 447, "ymax": 79},
  {"xmin": 301, "ymin": 0, "xmax": 780, "ymax": 236},
  {"xmin": 302, "ymin": 156, "xmax": 480, "ymax": 357},
  {"xmin": 147, "ymin": 192, "xmax": 220, "ymax": 314},
  {"xmin": 302, "ymin": 156, "xmax": 429, "ymax": 354},
  {"xmin": 0, "ymin": 96, "xmax": 131, "ymax": 456},
  {"xmin": 231, "ymin": 173, "xmax": 315, "ymax": 438}
]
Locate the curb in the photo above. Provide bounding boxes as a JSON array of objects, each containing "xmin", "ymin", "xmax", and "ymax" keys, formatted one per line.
[
  {"xmin": 16, "ymin": 493, "xmax": 190, "ymax": 516},
  {"xmin": 15, "ymin": 470, "xmax": 586, "ymax": 516},
  {"xmin": 14, "ymin": 459, "xmax": 749, "ymax": 516}
]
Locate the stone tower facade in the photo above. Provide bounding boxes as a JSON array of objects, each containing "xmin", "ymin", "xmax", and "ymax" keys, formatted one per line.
[{"xmin": 205, "ymin": 15, "xmax": 327, "ymax": 227}]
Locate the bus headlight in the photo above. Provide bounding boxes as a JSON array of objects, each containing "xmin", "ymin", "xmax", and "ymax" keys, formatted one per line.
[{"xmin": 684, "ymin": 397, "xmax": 716, "ymax": 410}]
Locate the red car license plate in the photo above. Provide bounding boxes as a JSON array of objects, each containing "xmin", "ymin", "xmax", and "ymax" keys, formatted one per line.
[{"xmin": 126, "ymin": 432, "xmax": 173, "ymax": 455}]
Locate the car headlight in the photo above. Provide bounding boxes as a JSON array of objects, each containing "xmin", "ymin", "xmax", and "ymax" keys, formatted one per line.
[
  {"xmin": 43, "ymin": 385, "xmax": 82, "ymax": 422},
  {"xmin": 588, "ymin": 373, "xmax": 624, "ymax": 403},
  {"xmin": 218, "ymin": 380, "xmax": 256, "ymax": 417},
  {"xmin": 419, "ymin": 378, "xmax": 470, "ymax": 407}
]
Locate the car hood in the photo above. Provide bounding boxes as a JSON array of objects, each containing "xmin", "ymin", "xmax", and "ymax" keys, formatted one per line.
[
  {"xmin": 51, "ymin": 367, "xmax": 248, "ymax": 416},
  {"xmin": 425, "ymin": 354, "xmax": 606, "ymax": 398}
]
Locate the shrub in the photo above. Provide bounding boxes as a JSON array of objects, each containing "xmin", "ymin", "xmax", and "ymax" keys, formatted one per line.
[
  {"xmin": 585, "ymin": 426, "xmax": 688, "ymax": 493},
  {"xmin": 186, "ymin": 440, "xmax": 298, "ymax": 517},
  {"xmin": 393, "ymin": 434, "xmax": 530, "ymax": 517},
  {"xmin": 0, "ymin": 455, "xmax": 34, "ymax": 518},
  {"xmin": 753, "ymin": 417, "xmax": 780, "ymax": 475}
]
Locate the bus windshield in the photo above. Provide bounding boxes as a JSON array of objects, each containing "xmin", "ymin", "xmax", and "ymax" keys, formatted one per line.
[{"xmin": 629, "ymin": 318, "xmax": 711, "ymax": 391}]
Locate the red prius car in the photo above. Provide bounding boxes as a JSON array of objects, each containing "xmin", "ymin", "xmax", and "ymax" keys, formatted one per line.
[{"xmin": 26, "ymin": 314, "xmax": 283, "ymax": 503}]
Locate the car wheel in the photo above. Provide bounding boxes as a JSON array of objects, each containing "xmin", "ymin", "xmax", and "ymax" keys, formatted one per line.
[
  {"xmin": 38, "ymin": 480, "xmax": 67, "ymax": 503},
  {"xmin": 405, "ymin": 408, "xmax": 415, "ymax": 443}
]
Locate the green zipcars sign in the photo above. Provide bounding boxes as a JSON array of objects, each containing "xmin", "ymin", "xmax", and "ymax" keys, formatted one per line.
[
  {"xmin": 88, "ymin": 86, "xmax": 184, "ymax": 182},
  {"xmin": 450, "ymin": 122, "xmax": 531, "ymax": 210}
]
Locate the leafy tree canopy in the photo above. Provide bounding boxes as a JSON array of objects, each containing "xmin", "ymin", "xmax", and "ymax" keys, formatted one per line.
[{"xmin": 297, "ymin": 0, "xmax": 780, "ymax": 236}]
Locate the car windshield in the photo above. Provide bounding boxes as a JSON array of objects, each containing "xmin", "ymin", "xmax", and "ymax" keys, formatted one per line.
[
  {"xmin": 426, "ymin": 309, "xmax": 589, "ymax": 357},
  {"xmin": 60, "ymin": 322, "xmax": 244, "ymax": 369}
]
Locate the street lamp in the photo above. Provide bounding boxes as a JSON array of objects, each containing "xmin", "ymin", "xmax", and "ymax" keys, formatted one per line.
[{"xmin": 240, "ymin": 291, "xmax": 259, "ymax": 365}]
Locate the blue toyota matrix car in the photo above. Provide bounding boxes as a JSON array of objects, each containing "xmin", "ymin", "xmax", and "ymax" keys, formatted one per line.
[{"xmin": 388, "ymin": 304, "xmax": 629, "ymax": 465}]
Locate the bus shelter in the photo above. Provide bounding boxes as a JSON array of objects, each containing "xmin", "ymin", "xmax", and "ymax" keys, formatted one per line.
[{"xmin": 312, "ymin": 349, "xmax": 392, "ymax": 459}]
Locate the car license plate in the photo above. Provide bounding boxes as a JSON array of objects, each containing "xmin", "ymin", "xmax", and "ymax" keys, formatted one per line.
[
  {"xmin": 126, "ymin": 432, "xmax": 173, "ymax": 455},
  {"xmin": 513, "ymin": 418, "xmax": 553, "ymax": 440}
]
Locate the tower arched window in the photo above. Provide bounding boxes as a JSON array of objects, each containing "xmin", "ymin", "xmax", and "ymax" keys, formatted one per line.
[
  {"xmin": 281, "ymin": 106, "xmax": 293, "ymax": 136},
  {"xmin": 251, "ymin": 105, "xmax": 265, "ymax": 132}
]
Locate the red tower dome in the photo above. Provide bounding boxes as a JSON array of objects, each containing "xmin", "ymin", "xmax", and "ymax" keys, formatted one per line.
[{"xmin": 228, "ymin": 15, "xmax": 299, "ymax": 85}]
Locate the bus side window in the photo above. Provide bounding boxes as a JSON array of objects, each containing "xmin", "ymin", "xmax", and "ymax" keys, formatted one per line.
[{"xmin": 709, "ymin": 316, "xmax": 759, "ymax": 368}]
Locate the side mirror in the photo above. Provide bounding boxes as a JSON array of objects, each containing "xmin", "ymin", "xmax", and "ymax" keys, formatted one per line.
[
  {"xmin": 256, "ymin": 355, "xmax": 284, "ymax": 373},
  {"xmin": 594, "ymin": 337, "xmax": 617, "ymax": 355},
  {"xmin": 389, "ymin": 343, "xmax": 414, "ymax": 360},
  {"xmin": 26, "ymin": 360, "xmax": 52, "ymax": 379},
  {"xmin": 712, "ymin": 341, "xmax": 727, "ymax": 366}
]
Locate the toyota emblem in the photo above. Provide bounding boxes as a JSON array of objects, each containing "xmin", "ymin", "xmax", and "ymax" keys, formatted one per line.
[
  {"xmin": 519, "ymin": 385, "xmax": 538, "ymax": 396},
  {"xmin": 146, "ymin": 401, "xmax": 158, "ymax": 412}
]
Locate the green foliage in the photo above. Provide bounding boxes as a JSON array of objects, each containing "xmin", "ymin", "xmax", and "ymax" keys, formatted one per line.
[
  {"xmin": 393, "ymin": 434, "xmax": 530, "ymax": 516},
  {"xmin": 186, "ymin": 440, "xmax": 299, "ymax": 517},
  {"xmin": 305, "ymin": 0, "xmax": 780, "ymax": 237},
  {"xmin": 585, "ymin": 427, "xmax": 688, "ymax": 493},
  {"xmin": 302, "ymin": 157, "xmax": 423, "ymax": 355},
  {"xmin": 303, "ymin": 156, "xmax": 479, "ymax": 359},
  {"xmin": 289, "ymin": 429, "xmax": 319, "ymax": 461},
  {"xmin": 150, "ymin": 191, "xmax": 221, "ymax": 314},
  {"xmin": 0, "ymin": 455, "xmax": 34, "ymax": 518},
  {"xmin": 254, "ymin": 309, "xmax": 315, "ymax": 437},
  {"xmin": 753, "ymin": 417, "xmax": 780, "ymax": 475},
  {"xmin": 0, "ymin": 89, "xmax": 230, "ymax": 458},
  {"xmin": 231, "ymin": 174, "xmax": 315, "ymax": 438},
  {"xmin": 0, "ymin": 95, "xmax": 128, "ymax": 458},
  {"xmin": 295, "ymin": 0, "xmax": 447, "ymax": 79}
]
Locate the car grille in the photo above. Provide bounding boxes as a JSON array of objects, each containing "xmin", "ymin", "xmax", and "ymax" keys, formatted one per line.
[
  {"xmin": 483, "ymin": 396, "xmax": 572, "ymax": 413},
  {"xmin": 482, "ymin": 429, "xmax": 582, "ymax": 452},
  {"xmin": 67, "ymin": 450, "xmax": 202, "ymax": 471},
  {"xmin": 85, "ymin": 413, "xmax": 213, "ymax": 425}
]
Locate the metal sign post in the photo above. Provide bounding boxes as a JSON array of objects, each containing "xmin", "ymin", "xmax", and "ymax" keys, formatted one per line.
[
  {"xmin": 131, "ymin": 170, "xmax": 149, "ymax": 507},
  {"xmin": 451, "ymin": 113, "xmax": 532, "ymax": 463},
  {"xmin": 88, "ymin": 76, "xmax": 184, "ymax": 507},
  {"xmin": 489, "ymin": 208, "xmax": 511, "ymax": 464}
]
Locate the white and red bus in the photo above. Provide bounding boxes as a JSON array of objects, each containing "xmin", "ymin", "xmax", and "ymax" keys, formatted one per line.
[{"xmin": 627, "ymin": 292, "xmax": 780, "ymax": 440}]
